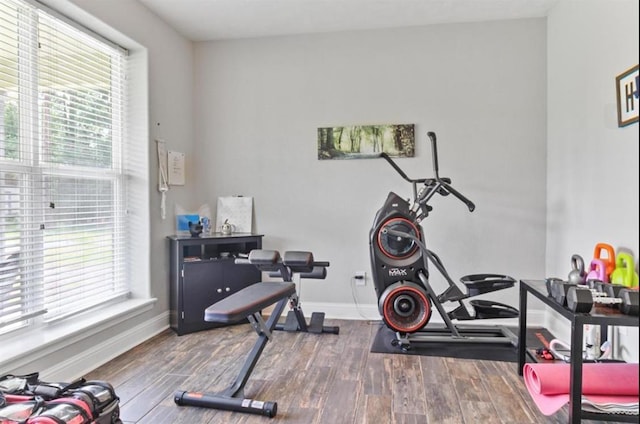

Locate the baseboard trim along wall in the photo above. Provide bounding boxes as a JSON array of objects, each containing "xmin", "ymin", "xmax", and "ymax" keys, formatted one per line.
[{"xmin": 302, "ymin": 302, "xmax": 546, "ymax": 328}]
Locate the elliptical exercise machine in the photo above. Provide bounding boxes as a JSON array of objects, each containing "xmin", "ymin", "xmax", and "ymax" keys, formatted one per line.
[{"xmin": 369, "ymin": 132, "xmax": 518, "ymax": 351}]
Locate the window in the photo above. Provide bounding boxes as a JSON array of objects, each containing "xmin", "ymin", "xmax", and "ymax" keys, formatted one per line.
[{"xmin": 0, "ymin": 0, "xmax": 129, "ymax": 333}]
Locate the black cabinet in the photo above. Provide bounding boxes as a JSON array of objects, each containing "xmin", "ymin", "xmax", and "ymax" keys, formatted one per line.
[{"xmin": 168, "ymin": 233, "xmax": 263, "ymax": 335}]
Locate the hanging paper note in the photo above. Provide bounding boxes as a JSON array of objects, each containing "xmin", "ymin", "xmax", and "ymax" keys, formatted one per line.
[{"xmin": 168, "ymin": 151, "xmax": 185, "ymax": 185}]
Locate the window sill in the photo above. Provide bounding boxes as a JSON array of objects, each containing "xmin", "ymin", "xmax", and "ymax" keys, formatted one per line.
[{"xmin": 0, "ymin": 298, "xmax": 157, "ymax": 373}]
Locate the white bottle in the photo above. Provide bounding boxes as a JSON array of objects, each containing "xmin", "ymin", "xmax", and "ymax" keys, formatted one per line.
[{"xmin": 583, "ymin": 324, "xmax": 601, "ymax": 360}]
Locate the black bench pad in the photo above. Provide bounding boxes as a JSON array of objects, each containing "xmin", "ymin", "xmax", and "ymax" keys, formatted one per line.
[
  {"xmin": 205, "ymin": 282, "xmax": 296, "ymax": 324},
  {"xmin": 282, "ymin": 251, "xmax": 313, "ymax": 267},
  {"xmin": 248, "ymin": 250, "xmax": 280, "ymax": 265}
]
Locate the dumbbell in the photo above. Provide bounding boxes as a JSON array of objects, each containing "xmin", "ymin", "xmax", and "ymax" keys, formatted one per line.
[
  {"xmin": 566, "ymin": 286, "xmax": 639, "ymax": 315},
  {"xmin": 602, "ymin": 282, "xmax": 626, "ymax": 298},
  {"xmin": 548, "ymin": 279, "xmax": 574, "ymax": 306},
  {"xmin": 587, "ymin": 279, "xmax": 631, "ymax": 300},
  {"xmin": 586, "ymin": 278, "xmax": 606, "ymax": 293},
  {"xmin": 568, "ymin": 283, "xmax": 610, "ymax": 303},
  {"xmin": 545, "ymin": 277, "xmax": 562, "ymax": 296},
  {"xmin": 548, "ymin": 279, "xmax": 595, "ymax": 306}
]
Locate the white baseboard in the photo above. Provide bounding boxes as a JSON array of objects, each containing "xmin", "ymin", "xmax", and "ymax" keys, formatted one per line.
[
  {"xmin": 301, "ymin": 301, "xmax": 546, "ymax": 328},
  {"xmin": 43, "ymin": 312, "xmax": 169, "ymax": 381},
  {"xmin": 301, "ymin": 302, "xmax": 380, "ymax": 321}
]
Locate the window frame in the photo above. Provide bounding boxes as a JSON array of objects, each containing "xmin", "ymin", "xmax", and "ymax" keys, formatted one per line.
[{"xmin": 0, "ymin": 0, "xmax": 134, "ymax": 334}]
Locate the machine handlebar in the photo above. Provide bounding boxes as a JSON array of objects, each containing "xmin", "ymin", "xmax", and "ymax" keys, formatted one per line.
[
  {"xmin": 380, "ymin": 132, "xmax": 475, "ymax": 212},
  {"xmin": 427, "ymin": 132, "xmax": 440, "ymax": 179},
  {"xmin": 428, "ymin": 131, "xmax": 475, "ymax": 211},
  {"xmin": 439, "ymin": 182, "xmax": 475, "ymax": 212},
  {"xmin": 379, "ymin": 153, "xmax": 450, "ymax": 186},
  {"xmin": 380, "ymin": 152, "xmax": 429, "ymax": 184}
]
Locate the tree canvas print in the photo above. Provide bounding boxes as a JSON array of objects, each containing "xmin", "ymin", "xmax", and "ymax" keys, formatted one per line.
[{"xmin": 317, "ymin": 124, "xmax": 415, "ymax": 160}]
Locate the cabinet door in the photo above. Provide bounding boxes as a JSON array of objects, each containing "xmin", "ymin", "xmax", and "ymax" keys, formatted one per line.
[
  {"xmin": 180, "ymin": 259, "xmax": 261, "ymax": 333},
  {"xmin": 182, "ymin": 260, "xmax": 227, "ymax": 332},
  {"xmin": 223, "ymin": 259, "xmax": 261, "ymax": 291}
]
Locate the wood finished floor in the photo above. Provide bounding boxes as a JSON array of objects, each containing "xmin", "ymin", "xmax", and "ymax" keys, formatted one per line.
[{"xmin": 85, "ymin": 319, "xmax": 619, "ymax": 424}]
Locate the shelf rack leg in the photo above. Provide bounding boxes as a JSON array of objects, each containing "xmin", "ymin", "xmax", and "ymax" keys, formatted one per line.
[
  {"xmin": 568, "ymin": 318, "xmax": 584, "ymax": 424},
  {"xmin": 518, "ymin": 286, "xmax": 528, "ymax": 374}
]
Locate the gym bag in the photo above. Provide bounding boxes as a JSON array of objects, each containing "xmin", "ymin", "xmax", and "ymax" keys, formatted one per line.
[
  {"xmin": 0, "ymin": 397, "xmax": 92, "ymax": 424},
  {"xmin": 0, "ymin": 373, "xmax": 120, "ymax": 424}
]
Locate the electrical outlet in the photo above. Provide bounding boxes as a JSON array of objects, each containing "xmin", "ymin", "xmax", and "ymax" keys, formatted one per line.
[{"xmin": 354, "ymin": 271, "xmax": 366, "ymax": 286}]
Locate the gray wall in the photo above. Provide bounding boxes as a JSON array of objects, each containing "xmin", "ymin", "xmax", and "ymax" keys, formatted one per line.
[
  {"xmin": 193, "ymin": 19, "xmax": 548, "ymax": 314},
  {"xmin": 546, "ymin": 0, "xmax": 639, "ymax": 360}
]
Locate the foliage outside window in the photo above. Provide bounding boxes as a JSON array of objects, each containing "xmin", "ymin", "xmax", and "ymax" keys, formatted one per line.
[{"xmin": 0, "ymin": 0, "xmax": 129, "ymax": 333}]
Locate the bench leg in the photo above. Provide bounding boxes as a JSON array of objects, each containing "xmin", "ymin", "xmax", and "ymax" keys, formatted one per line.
[
  {"xmin": 174, "ymin": 390, "xmax": 277, "ymax": 418},
  {"xmin": 275, "ymin": 295, "xmax": 340, "ymax": 335},
  {"xmin": 174, "ymin": 296, "xmax": 289, "ymax": 418}
]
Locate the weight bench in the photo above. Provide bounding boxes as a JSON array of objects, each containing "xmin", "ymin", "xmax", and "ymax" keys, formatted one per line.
[
  {"xmin": 174, "ymin": 281, "xmax": 294, "ymax": 417},
  {"xmin": 174, "ymin": 249, "xmax": 335, "ymax": 418}
]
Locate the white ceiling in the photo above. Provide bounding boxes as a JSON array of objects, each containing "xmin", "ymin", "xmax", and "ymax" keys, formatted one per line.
[{"xmin": 138, "ymin": 0, "xmax": 559, "ymax": 42}]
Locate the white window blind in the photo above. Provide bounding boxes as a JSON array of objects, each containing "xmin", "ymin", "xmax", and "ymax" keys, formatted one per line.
[{"xmin": 0, "ymin": 0, "xmax": 128, "ymax": 332}]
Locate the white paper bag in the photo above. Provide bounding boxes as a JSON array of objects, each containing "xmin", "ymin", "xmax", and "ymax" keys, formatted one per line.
[{"xmin": 216, "ymin": 196, "xmax": 253, "ymax": 233}]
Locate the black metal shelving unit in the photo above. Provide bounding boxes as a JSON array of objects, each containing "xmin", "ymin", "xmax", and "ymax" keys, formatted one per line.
[{"xmin": 518, "ymin": 280, "xmax": 639, "ymax": 424}]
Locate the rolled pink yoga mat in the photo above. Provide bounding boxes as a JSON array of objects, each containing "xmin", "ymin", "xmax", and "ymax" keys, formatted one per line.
[{"xmin": 523, "ymin": 363, "xmax": 639, "ymax": 416}]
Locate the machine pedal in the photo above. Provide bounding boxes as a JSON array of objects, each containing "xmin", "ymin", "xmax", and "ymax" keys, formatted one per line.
[
  {"xmin": 470, "ymin": 300, "xmax": 519, "ymax": 319},
  {"xmin": 447, "ymin": 304, "xmax": 474, "ymax": 320},
  {"xmin": 460, "ymin": 274, "xmax": 515, "ymax": 297}
]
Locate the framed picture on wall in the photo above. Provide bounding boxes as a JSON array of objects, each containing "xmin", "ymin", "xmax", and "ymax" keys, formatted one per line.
[
  {"xmin": 317, "ymin": 124, "xmax": 415, "ymax": 160},
  {"xmin": 615, "ymin": 64, "xmax": 639, "ymax": 127}
]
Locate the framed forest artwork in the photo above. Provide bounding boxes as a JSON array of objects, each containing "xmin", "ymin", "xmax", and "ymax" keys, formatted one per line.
[{"xmin": 317, "ymin": 124, "xmax": 415, "ymax": 160}]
